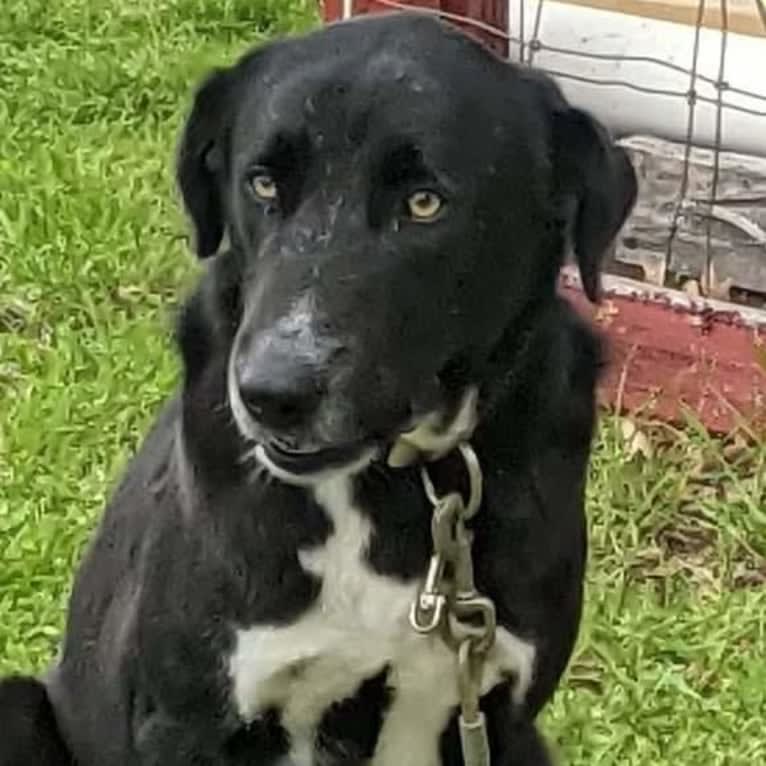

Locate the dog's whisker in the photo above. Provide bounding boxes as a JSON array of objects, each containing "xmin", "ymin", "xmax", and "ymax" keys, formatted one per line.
[
  {"xmin": 247, "ymin": 462, "xmax": 269, "ymax": 485},
  {"xmin": 238, "ymin": 444, "xmax": 260, "ymax": 467}
]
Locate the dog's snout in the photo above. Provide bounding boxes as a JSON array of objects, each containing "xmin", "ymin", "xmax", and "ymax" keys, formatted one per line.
[{"xmin": 236, "ymin": 345, "xmax": 322, "ymax": 432}]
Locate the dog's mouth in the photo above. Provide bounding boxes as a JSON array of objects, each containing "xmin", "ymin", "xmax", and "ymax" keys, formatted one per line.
[
  {"xmin": 261, "ymin": 439, "xmax": 372, "ymax": 475},
  {"xmin": 252, "ymin": 439, "xmax": 379, "ymax": 486},
  {"xmin": 253, "ymin": 385, "xmax": 479, "ymax": 484}
]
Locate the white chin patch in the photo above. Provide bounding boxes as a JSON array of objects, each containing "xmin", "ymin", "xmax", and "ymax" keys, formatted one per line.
[{"xmin": 387, "ymin": 386, "xmax": 479, "ymax": 468}]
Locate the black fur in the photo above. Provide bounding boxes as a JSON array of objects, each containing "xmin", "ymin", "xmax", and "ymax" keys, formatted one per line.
[
  {"xmin": 0, "ymin": 677, "xmax": 72, "ymax": 765},
  {"xmin": 0, "ymin": 12, "xmax": 636, "ymax": 765}
]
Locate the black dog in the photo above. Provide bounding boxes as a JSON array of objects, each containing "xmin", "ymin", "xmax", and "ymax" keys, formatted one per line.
[{"xmin": 0, "ymin": 12, "xmax": 636, "ymax": 766}]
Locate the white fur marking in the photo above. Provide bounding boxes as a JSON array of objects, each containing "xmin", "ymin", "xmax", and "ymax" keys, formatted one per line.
[
  {"xmin": 228, "ymin": 474, "xmax": 536, "ymax": 766},
  {"xmin": 388, "ymin": 386, "xmax": 479, "ymax": 467}
]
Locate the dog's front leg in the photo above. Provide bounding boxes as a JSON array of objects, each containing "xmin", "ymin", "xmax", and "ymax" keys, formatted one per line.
[
  {"xmin": 134, "ymin": 714, "xmax": 218, "ymax": 766},
  {"xmin": 134, "ymin": 703, "xmax": 290, "ymax": 766},
  {"xmin": 494, "ymin": 723, "xmax": 554, "ymax": 766}
]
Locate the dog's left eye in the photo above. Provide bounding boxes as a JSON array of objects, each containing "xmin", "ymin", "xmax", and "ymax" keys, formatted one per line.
[
  {"xmin": 407, "ymin": 190, "xmax": 443, "ymax": 222},
  {"xmin": 248, "ymin": 172, "xmax": 279, "ymax": 203}
]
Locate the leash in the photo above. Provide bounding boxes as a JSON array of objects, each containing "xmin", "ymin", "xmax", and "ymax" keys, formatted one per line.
[{"xmin": 409, "ymin": 443, "xmax": 495, "ymax": 766}]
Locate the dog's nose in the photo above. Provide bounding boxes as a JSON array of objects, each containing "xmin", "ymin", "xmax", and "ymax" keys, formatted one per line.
[{"xmin": 236, "ymin": 349, "xmax": 322, "ymax": 432}]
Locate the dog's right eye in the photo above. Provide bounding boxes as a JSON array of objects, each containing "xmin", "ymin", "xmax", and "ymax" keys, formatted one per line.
[
  {"xmin": 247, "ymin": 172, "xmax": 279, "ymax": 204},
  {"xmin": 406, "ymin": 190, "xmax": 444, "ymax": 223}
]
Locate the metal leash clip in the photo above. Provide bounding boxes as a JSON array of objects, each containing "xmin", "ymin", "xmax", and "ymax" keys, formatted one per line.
[
  {"xmin": 409, "ymin": 493, "xmax": 462, "ymax": 634},
  {"xmin": 409, "ymin": 443, "xmax": 496, "ymax": 766}
]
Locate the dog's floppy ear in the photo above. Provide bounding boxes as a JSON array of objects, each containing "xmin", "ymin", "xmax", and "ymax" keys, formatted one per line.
[
  {"xmin": 552, "ymin": 107, "xmax": 637, "ymax": 301},
  {"xmin": 177, "ymin": 67, "xmax": 236, "ymax": 259}
]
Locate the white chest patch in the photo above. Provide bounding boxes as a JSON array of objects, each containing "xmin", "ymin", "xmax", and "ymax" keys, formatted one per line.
[{"xmin": 229, "ymin": 475, "xmax": 536, "ymax": 766}]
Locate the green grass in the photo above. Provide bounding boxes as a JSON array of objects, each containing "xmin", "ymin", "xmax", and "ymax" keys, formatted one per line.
[{"xmin": 0, "ymin": 2, "xmax": 764, "ymax": 763}]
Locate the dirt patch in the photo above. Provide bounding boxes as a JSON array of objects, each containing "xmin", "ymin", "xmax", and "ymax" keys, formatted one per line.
[
  {"xmin": 730, "ymin": 548, "xmax": 766, "ymax": 589},
  {"xmin": 656, "ymin": 518, "xmax": 716, "ymax": 557},
  {"xmin": 626, "ymin": 511, "xmax": 765, "ymax": 593}
]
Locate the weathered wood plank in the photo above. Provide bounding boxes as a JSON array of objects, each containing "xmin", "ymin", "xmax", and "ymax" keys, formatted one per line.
[{"xmin": 613, "ymin": 135, "xmax": 766, "ymax": 305}]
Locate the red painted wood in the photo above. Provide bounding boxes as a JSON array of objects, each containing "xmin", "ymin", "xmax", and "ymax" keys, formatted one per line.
[
  {"xmin": 563, "ymin": 286, "xmax": 766, "ymax": 433},
  {"xmin": 319, "ymin": 0, "xmax": 509, "ymax": 56},
  {"xmin": 319, "ymin": 0, "xmax": 343, "ymax": 19}
]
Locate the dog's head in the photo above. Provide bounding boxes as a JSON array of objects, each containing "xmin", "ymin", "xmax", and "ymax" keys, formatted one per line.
[{"xmin": 176, "ymin": 13, "xmax": 636, "ymax": 483}]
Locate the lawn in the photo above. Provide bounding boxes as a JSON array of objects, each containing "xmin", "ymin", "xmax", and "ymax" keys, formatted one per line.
[{"xmin": 0, "ymin": 1, "xmax": 764, "ymax": 763}]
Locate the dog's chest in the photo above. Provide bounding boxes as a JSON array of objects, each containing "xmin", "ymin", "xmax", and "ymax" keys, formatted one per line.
[{"xmin": 228, "ymin": 476, "xmax": 535, "ymax": 766}]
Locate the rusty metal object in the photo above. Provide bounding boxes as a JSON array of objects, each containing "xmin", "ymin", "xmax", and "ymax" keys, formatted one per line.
[{"xmin": 319, "ymin": 0, "xmax": 510, "ymax": 55}]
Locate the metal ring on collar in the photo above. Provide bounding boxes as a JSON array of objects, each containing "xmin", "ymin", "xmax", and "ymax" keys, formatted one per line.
[{"xmin": 419, "ymin": 442, "xmax": 483, "ymax": 519}]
